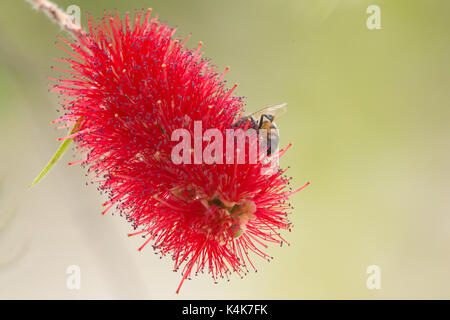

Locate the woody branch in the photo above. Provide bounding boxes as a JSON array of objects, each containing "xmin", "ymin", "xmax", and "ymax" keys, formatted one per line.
[{"xmin": 25, "ymin": 0, "xmax": 84, "ymax": 37}]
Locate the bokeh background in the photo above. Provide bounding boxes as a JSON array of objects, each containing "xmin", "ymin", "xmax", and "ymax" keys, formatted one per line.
[{"xmin": 1, "ymin": 0, "xmax": 450, "ymax": 299}]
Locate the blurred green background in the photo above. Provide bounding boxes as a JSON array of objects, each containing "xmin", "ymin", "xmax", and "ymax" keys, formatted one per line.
[{"xmin": 1, "ymin": 0, "xmax": 450, "ymax": 299}]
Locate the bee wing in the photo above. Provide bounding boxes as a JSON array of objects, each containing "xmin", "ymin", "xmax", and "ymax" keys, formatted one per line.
[{"xmin": 249, "ymin": 102, "xmax": 287, "ymax": 121}]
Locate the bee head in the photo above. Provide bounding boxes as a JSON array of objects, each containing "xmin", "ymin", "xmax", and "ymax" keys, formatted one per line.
[{"xmin": 232, "ymin": 116, "xmax": 258, "ymax": 130}]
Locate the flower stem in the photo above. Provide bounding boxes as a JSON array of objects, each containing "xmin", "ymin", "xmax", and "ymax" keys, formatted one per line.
[{"xmin": 25, "ymin": 0, "xmax": 84, "ymax": 37}]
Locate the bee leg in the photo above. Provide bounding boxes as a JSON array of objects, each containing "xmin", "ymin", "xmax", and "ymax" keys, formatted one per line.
[
  {"xmin": 258, "ymin": 115, "xmax": 265, "ymax": 129},
  {"xmin": 258, "ymin": 114, "xmax": 274, "ymax": 129}
]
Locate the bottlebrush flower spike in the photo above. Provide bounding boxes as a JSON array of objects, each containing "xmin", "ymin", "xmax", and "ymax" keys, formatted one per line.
[{"xmin": 40, "ymin": 9, "xmax": 308, "ymax": 293}]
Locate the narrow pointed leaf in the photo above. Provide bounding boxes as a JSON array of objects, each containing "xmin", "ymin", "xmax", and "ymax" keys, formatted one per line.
[
  {"xmin": 29, "ymin": 120, "xmax": 81, "ymax": 188},
  {"xmin": 29, "ymin": 138, "xmax": 73, "ymax": 188}
]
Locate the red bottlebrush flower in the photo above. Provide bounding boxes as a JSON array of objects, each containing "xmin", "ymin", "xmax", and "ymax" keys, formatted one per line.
[{"xmin": 49, "ymin": 9, "xmax": 308, "ymax": 293}]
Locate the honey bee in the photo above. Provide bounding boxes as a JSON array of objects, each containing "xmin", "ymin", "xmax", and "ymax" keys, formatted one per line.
[{"xmin": 232, "ymin": 103, "xmax": 287, "ymax": 156}]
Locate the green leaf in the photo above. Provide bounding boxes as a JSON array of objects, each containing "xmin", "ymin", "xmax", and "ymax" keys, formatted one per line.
[
  {"xmin": 29, "ymin": 138, "xmax": 73, "ymax": 188},
  {"xmin": 29, "ymin": 120, "xmax": 81, "ymax": 188}
]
